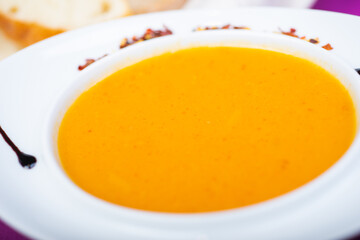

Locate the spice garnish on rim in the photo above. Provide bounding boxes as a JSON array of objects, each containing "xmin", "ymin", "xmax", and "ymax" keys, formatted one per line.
[
  {"xmin": 78, "ymin": 26, "xmax": 173, "ymax": 71},
  {"xmin": 78, "ymin": 54, "xmax": 108, "ymax": 71},
  {"xmin": 194, "ymin": 24, "xmax": 250, "ymax": 31},
  {"xmin": 120, "ymin": 26, "xmax": 172, "ymax": 49},
  {"xmin": 78, "ymin": 26, "xmax": 334, "ymax": 71},
  {"xmin": 280, "ymin": 28, "xmax": 333, "ymax": 50}
]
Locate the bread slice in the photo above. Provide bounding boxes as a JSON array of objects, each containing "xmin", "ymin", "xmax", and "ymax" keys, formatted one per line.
[
  {"xmin": 127, "ymin": 0, "xmax": 186, "ymax": 14},
  {"xmin": 0, "ymin": 29, "xmax": 20, "ymax": 60},
  {"xmin": 0, "ymin": 0, "xmax": 132, "ymax": 46}
]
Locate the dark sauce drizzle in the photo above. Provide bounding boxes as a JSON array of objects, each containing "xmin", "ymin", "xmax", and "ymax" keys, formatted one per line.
[
  {"xmin": 356, "ymin": 69, "xmax": 360, "ymax": 75},
  {"xmin": 0, "ymin": 126, "xmax": 36, "ymax": 169}
]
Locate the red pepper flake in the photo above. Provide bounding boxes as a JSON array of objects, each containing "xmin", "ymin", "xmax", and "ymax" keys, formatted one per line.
[
  {"xmin": 78, "ymin": 59, "xmax": 95, "ymax": 71},
  {"xmin": 309, "ymin": 38, "xmax": 319, "ymax": 44},
  {"xmin": 280, "ymin": 28, "xmax": 298, "ymax": 38},
  {"xmin": 78, "ymin": 54, "xmax": 108, "ymax": 71},
  {"xmin": 322, "ymin": 43, "xmax": 333, "ymax": 50},
  {"xmin": 195, "ymin": 24, "xmax": 249, "ymax": 31},
  {"xmin": 120, "ymin": 26, "xmax": 173, "ymax": 49}
]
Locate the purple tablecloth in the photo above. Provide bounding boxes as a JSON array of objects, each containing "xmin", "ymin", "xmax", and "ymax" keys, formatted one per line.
[
  {"xmin": 1, "ymin": 0, "xmax": 360, "ymax": 239},
  {"xmin": 313, "ymin": 0, "xmax": 360, "ymax": 15}
]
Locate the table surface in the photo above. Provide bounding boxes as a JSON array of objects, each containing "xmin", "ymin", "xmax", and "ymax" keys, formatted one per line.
[{"xmin": 1, "ymin": 0, "xmax": 359, "ymax": 239}]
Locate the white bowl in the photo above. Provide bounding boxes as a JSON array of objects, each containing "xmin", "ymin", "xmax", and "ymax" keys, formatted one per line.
[{"xmin": 40, "ymin": 29, "xmax": 360, "ymax": 238}]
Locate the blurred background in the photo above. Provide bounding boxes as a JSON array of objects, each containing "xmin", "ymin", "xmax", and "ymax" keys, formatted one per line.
[
  {"xmin": 0, "ymin": 0, "xmax": 358, "ymax": 60},
  {"xmin": 1, "ymin": 0, "xmax": 360, "ymax": 239}
]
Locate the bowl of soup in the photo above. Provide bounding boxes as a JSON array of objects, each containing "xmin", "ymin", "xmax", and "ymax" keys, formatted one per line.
[{"xmin": 42, "ymin": 30, "xmax": 360, "ymax": 218}]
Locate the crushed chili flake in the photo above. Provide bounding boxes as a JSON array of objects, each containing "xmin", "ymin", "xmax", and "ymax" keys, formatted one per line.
[
  {"xmin": 120, "ymin": 26, "xmax": 173, "ymax": 49},
  {"xmin": 309, "ymin": 38, "xmax": 319, "ymax": 44},
  {"xmin": 280, "ymin": 28, "xmax": 298, "ymax": 38},
  {"xmin": 195, "ymin": 24, "xmax": 249, "ymax": 31},
  {"xmin": 78, "ymin": 59, "xmax": 95, "ymax": 71},
  {"xmin": 280, "ymin": 28, "xmax": 333, "ymax": 50},
  {"xmin": 322, "ymin": 43, "xmax": 334, "ymax": 50},
  {"xmin": 78, "ymin": 54, "xmax": 108, "ymax": 71}
]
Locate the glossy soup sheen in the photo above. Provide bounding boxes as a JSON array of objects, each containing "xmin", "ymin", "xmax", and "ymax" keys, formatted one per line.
[{"xmin": 58, "ymin": 47, "xmax": 356, "ymax": 213}]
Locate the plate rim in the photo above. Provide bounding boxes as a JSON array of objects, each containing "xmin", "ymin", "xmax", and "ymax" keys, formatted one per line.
[{"xmin": 1, "ymin": 7, "xmax": 360, "ymax": 239}]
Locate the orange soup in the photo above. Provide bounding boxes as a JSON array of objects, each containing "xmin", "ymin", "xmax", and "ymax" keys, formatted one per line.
[{"xmin": 58, "ymin": 47, "xmax": 356, "ymax": 213}]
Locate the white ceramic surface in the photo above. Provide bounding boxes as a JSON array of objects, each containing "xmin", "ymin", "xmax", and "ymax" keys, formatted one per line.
[
  {"xmin": 184, "ymin": 0, "xmax": 316, "ymax": 9},
  {"xmin": 1, "ymin": 8, "xmax": 360, "ymax": 240}
]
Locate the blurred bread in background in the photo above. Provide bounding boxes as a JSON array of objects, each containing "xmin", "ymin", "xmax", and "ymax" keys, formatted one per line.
[
  {"xmin": 128, "ymin": 0, "xmax": 186, "ymax": 14},
  {"xmin": 0, "ymin": 0, "xmax": 188, "ymax": 60},
  {"xmin": 0, "ymin": 30, "xmax": 20, "ymax": 59},
  {"xmin": 0, "ymin": 0, "xmax": 315, "ymax": 60},
  {"xmin": 0, "ymin": 0, "xmax": 187, "ymax": 60},
  {"xmin": 0, "ymin": 0, "xmax": 131, "ymax": 47}
]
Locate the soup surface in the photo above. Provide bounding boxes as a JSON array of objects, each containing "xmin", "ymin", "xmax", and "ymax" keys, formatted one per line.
[{"xmin": 58, "ymin": 47, "xmax": 356, "ymax": 213}]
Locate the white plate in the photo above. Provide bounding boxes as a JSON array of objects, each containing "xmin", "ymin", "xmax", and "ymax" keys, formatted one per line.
[
  {"xmin": 184, "ymin": 0, "xmax": 316, "ymax": 9},
  {"xmin": 1, "ymin": 7, "xmax": 360, "ymax": 240}
]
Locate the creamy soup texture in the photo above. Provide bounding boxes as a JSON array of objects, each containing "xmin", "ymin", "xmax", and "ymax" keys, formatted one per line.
[{"xmin": 58, "ymin": 47, "xmax": 356, "ymax": 213}]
